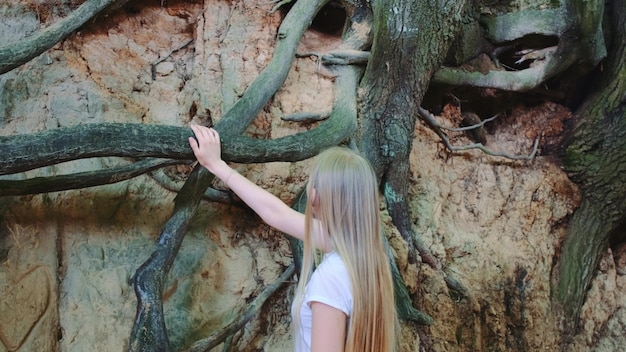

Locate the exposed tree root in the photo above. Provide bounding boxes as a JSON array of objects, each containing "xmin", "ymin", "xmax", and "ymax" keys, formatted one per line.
[
  {"xmin": 555, "ymin": 0, "xmax": 626, "ymax": 339},
  {"xmin": 0, "ymin": 0, "xmax": 621, "ymax": 349},
  {"xmin": 0, "ymin": 124, "xmax": 196, "ymax": 176},
  {"xmin": 0, "ymin": 117, "xmax": 355, "ymax": 175},
  {"xmin": 269, "ymin": 0, "xmax": 295, "ymax": 14},
  {"xmin": 296, "ymin": 50, "xmax": 370, "ymax": 66},
  {"xmin": 354, "ymin": 0, "xmax": 474, "ymax": 330},
  {"xmin": 216, "ymin": 0, "xmax": 332, "ymax": 134},
  {"xmin": 151, "ymin": 39, "xmax": 194, "ymax": 81},
  {"xmin": 0, "ymin": 0, "xmax": 129, "ymax": 75},
  {"xmin": 281, "ymin": 111, "xmax": 331, "ymax": 122},
  {"xmin": 432, "ymin": 0, "xmax": 605, "ymax": 92},
  {"xmin": 383, "ymin": 177, "xmax": 472, "ymax": 307},
  {"xmin": 432, "ymin": 57, "xmax": 568, "ymax": 92},
  {"xmin": 129, "ymin": 165, "xmax": 214, "ymax": 352},
  {"xmin": 129, "ymin": 1, "xmax": 341, "ymax": 349},
  {"xmin": 0, "ymin": 158, "xmax": 183, "ymax": 196},
  {"xmin": 384, "ymin": 233, "xmax": 434, "ymax": 325},
  {"xmin": 186, "ymin": 264, "xmax": 296, "ymax": 352},
  {"xmin": 418, "ymin": 107, "xmax": 540, "ymax": 161},
  {"xmin": 149, "ymin": 169, "xmax": 244, "ymax": 207}
]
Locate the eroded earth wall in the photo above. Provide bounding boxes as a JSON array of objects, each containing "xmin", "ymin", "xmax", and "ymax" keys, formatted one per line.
[{"xmin": 1, "ymin": 1, "xmax": 625, "ymax": 351}]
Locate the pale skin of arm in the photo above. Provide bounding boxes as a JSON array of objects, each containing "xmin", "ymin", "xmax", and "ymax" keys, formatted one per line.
[
  {"xmin": 189, "ymin": 125, "xmax": 305, "ymax": 241},
  {"xmin": 188, "ymin": 125, "xmax": 346, "ymax": 351},
  {"xmin": 311, "ymin": 302, "xmax": 347, "ymax": 352}
]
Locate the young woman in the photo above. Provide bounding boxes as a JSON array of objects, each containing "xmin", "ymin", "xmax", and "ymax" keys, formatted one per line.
[{"xmin": 189, "ymin": 125, "xmax": 397, "ymax": 352}]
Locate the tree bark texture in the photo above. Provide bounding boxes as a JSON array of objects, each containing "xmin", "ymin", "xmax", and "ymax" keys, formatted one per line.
[
  {"xmin": 0, "ymin": 117, "xmax": 356, "ymax": 176},
  {"xmin": 129, "ymin": 165, "xmax": 214, "ymax": 352},
  {"xmin": 433, "ymin": 0, "xmax": 606, "ymax": 93},
  {"xmin": 357, "ymin": 0, "xmax": 470, "ymax": 299},
  {"xmin": 128, "ymin": 1, "xmax": 349, "ymax": 349},
  {"xmin": 555, "ymin": 0, "xmax": 626, "ymax": 337},
  {"xmin": 3, "ymin": 0, "xmax": 620, "ymax": 349},
  {"xmin": 0, "ymin": 158, "xmax": 183, "ymax": 196},
  {"xmin": 216, "ymin": 0, "xmax": 331, "ymax": 135},
  {"xmin": 0, "ymin": 0, "xmax": 128, "ymax": 75}
]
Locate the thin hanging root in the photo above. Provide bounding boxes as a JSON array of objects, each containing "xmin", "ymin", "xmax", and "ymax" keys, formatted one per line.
[
  {"xmin": 186, "ymin": 264, "xmax": 296, "ymax": 352},
  {"xmin": 418, "ymin": 107, "xmax": 540, "ymax": 161},
  {"xmin": 269, "ymin": 0, "xmax": 294, "ymax": 14}
]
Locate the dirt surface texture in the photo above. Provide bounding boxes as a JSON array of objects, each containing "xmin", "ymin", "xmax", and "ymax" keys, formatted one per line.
[{"xmin": 1, "ymin": 1, "xmax": 625, "ymax": 351}]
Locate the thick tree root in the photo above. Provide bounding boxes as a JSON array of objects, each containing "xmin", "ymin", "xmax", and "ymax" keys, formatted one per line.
[
  {"xmin": 216, "ymin": 0, "xmax": 331, "ymax": 134},
  {"xmin": 130, "ymin": 166, "xmax": 214, "ymax": 352},
  {"xmin": 149, "ymin": 169, "xmax": 245, "ymax": 207},
  {"xmin": 432, "ymin": 0, "xmax": 605, "ymax": 92},
  {"xmin": 384, "ymin": 233, "xmax": 434, "ymax": 325},
  {"xmin": 0, "ymin": 0, "xmax": 129, "ymax": 75},
  {"xmin": 128, "ymin": 1, "xmax": 346, "ymax": 349},
  {"xmin": 0, "ymin": 119, "xmax": 356, "ymax": 176},
  {"xmin": 555, "ymin": 0, "xmax": 626, "ymax": 338},
  {"xmin": 432, "ymin": 58, "xmax": 571, "ymax": 92},
  {"xmin": 0, "ymin": 158, "xmax": 184, "ymax": 196}
]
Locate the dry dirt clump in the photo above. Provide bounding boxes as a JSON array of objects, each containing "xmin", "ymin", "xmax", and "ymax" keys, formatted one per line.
[
  {"xmin": 407, "ymin": 109, "xmax": 580, "ymax": 351},
  {"xmin": 488, "ymin": 101, "xmax": 572, "ymax": 155},
  {"xmin": 434, "ymin": 100, "xmax": 572, "ymax": 158}
]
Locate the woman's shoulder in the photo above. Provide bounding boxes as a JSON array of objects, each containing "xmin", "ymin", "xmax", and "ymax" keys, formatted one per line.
[
  {"xmin": 321, "ymin": 251, "xmax": 344, "ymax": 266},
  {"xmin": 316, "ymin": 252, "xmax": 349, "ymax": 278},
  {"xmin": 307, "ymin": 251, "xmax": 353, "ymax": 312}
]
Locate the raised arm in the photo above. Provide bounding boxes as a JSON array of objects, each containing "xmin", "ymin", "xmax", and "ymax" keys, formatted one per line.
[{"xmin": 189, "ymin": 125, "xmax": 306, "ymax": 241}]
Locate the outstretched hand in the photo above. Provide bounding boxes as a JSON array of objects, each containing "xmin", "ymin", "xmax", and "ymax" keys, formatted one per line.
[{"xmin": 189, "ymin": 125, "xmax": 223, "ymax": 172}]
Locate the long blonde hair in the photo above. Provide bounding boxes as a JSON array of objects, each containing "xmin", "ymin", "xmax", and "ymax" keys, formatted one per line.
[{"xmin": 295, "ymin": 146, "xmax": 396, "ymax": 351}]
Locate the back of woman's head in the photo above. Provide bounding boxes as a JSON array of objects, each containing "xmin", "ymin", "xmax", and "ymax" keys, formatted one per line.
[
  {"xmin": 303, "ymin": 146, "xmax": 396, "ymax": 351},
  {"xmin": 306, "ymin": 147, "xmax": 380, "ymax": 250}
]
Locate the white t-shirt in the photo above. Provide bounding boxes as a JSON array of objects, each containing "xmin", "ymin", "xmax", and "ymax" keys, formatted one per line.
[{"xmin": 293, "ymin": 251, "xmax": 353, "ymax": 352}]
